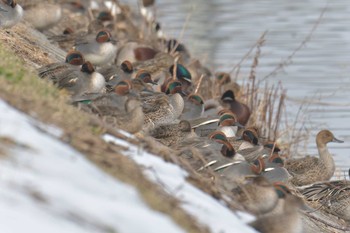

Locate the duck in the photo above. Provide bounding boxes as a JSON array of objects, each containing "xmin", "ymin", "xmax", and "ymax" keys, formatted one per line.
[
  {"xmin": 72, "ymin": 80, "xmax": 134, "ymax": 114},
  {"xmin": 179, "ymin": 94, "xmax": 204, "ymax": 121},
  {"xmin": 38, "ymin": 50, "xmax": 85, "ymax": 83},
  {"xmin": 21, "ymin": 1, "xmax": 62, "ymax": 31},
  {"xmin": 299, "ymin": 180, "xmax": 350, "ymax": 222},
  {"xmin": 133, "ymin": 52, "xmax": 174, "ymax": 81},
  {"xmin": 249, "ymin": 193, "xmax": 304, "ymax": 233},
  {"xmin": 149, "ymin": 120, "xmax": 196, "ymax": 147},
  {"xmin": 169, "ymin": 63, "xmax": 192, "ymax": 94},
  {"xmin": 116, "ymin": 41, "xmax": 158, "ymax": 65},
  {"xmin": 229, "ymin": 127, "xmax": 260, "ymax": 152},
  {"xmin": 0, "ymin": 0, "xmax": 23, "ymax": 28},
  {"xmin": 285, "ymin": 130, "xmax": 343, "ymax": 186},
  {"xmin": 178, "ymin": 131, "xmax": 244, "ymax": 172},
  {"xmin": 99, "ymin": 60, "xmax": 134, "ymax": 84},
  {"xmin": 79, "ymin": 95, "xmax": 144, "ymax": 134},
  {"xmin": 190, "ymin": 112, "xmax": 242, "ymax": 138},
  {"xmin": 213, "ymin": 72, "xmax": 241, "ymax": 96},
  {"xmin": 232, "ymin": 176, "xmax": 279, "ymax": 215},
  {"xmin": 48, "ymin": 11, "xmax": 108, "ymax": 51},
  {"xmin": 219, "ymin": 90, "xmax": 250, "ymax": 126},
  {"xmin": 75, "ymin": 29, "xmax": 118, "ymax": 66},
  {"xmin": 217, "ymin": 157, "xmax": 265, "ymax": 189},
  {"xmin": 56, "ymin": 61, "xmax": 105, "ymax": 97},
  {"xmin": 141, "ymin": 89, "xmax": 184, "ymax": 131}
]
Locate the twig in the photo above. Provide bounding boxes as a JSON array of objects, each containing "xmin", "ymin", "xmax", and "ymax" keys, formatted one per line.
[{"xmin": 194, "ymin": 74, "xmax": 204, "ymax": 94}]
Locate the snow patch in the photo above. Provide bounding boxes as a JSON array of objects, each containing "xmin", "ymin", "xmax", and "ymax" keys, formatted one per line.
[{"xmin": 0, "ymin": 100, "xmax": 185, "ymax": 233}]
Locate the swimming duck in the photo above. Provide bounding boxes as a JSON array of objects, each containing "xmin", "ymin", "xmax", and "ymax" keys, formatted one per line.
[
  {"xmin": 0, "ymin": 0, "xmax": 23, "ymax": 28},
  {"xmin": 285, "ymin": 130, "xmax": 343, "ymax": 186}
]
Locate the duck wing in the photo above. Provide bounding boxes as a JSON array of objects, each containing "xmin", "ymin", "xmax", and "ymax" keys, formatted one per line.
[{"xmin": 285, "ymin": 156, "xmax": 318, "ymax": 174}]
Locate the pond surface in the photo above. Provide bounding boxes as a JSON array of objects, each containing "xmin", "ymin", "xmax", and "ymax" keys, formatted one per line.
[{"xmin": 126, "ymin": 0, "xmax": 350, "ymax": 176}]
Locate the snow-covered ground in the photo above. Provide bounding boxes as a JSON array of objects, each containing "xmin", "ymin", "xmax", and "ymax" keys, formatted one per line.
[
  {"xmin": 103, "ymin": 136, "xmax": 256, "ymax": 233},
  {"xmin": 0, "ymin": 99, "xmax": 256, "ymax": 233},
  {"xmin": 0, "ymin": 100, "xmax": 185, "ymax": 233}
]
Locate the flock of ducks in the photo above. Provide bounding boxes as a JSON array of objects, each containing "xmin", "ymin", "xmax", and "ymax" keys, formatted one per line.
[{"xmin": 1, "ymin": 0, "xmax": 349, "ymax": 232}]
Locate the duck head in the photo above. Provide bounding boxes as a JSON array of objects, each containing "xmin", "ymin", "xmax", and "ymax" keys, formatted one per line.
[
  {"xmin": 65, "ymin": 51, "xmax": 85, "ymax": 65},
  {"xmin": 218, "ymin": 113, "xmax": 244, "ymax": 128},
  {"xmin": 6, "ymin": 0, "xmax": 17, "ymax": 8},
  {"xmin": 242, "ymin": 128, "xmax": 259, "ymax": 145},
  {"xmin": 169, "ymin": 63, "xmax": 192, "ymax": 84},
  {"xmin": 208, "ymin": 130, "xmax": 227, "ymax": 144},
  {"xmin": 97, "ymin": 11, "xmax": 114, "ymax": 22},
  {"xmin": 179, "ymin": 120, "xmax": 192, "ymax": 132},
  {"xmin": 250, "ymin": 157, "xmax": 265, "ymax": 175},
  {"xmin": 120, "ymin": 60, "xmax": 133, "ymax": 73},
  {"xmin": 81, "ymin": 61, "xmax": 95, "ymax": 74},
  {"xmin": 316, "ymin": 130, "xmax": 344, "ymax": 146},
  {"xmin": 187, "ymin": 94, "xmax": 204, "ymax": 106},
  {"xmin": 268, "ymin": 153, "xmax": 284, "ymax": 167},
  {"xmin": 96, "ymin": 29, "xmax": 116, "ymax": 44},
  {"xmin": 114, "ymin": 80, "xmax": 132, "ymax": 96},
  {"xmin": 167, "ymin": 39, "xmax": 188, "ymax": 53},
  {"xmin": 165, "ymin": 80, "xmax": 183, "ymax": 95},
  {"xmin": 220, "ymin": 141, "xmax": 236, "ymax": 158},
  {"xmin": 136, "ymin": 70, "xmax": 157, "ymax": 85},
  {"xmin": 273, "ymin": 182, "xmax": 291, "ymax": 198},
  {"xmin": 215, "ymin": 72, "xmax": 231, "ymax": 85},
  {"xmin": 221, "ymin": 90, "xmax": 235, "ymax": 102},
  {"xmin": 264, "ymin": 142, "xmax": 281, "ymax": 153}
]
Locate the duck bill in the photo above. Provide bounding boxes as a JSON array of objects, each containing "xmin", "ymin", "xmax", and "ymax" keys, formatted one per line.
[{"xmin": 332, "ymin": 137, "xmax": 344, "ymax": 143}]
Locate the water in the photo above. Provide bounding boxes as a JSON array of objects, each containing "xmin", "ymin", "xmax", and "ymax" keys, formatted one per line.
[{"xmin": 125, "ymin": 0, "xmax": 350, "ymax": 175}]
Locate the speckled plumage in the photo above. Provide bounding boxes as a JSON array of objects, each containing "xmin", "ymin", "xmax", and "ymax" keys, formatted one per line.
[
  {"xmin": 300, "ymin": 180, "xmax": 350, "ymax": 222},
  {"xmin": 285, "ymin": 130, "xmax": 343, "ymax": 186}
]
